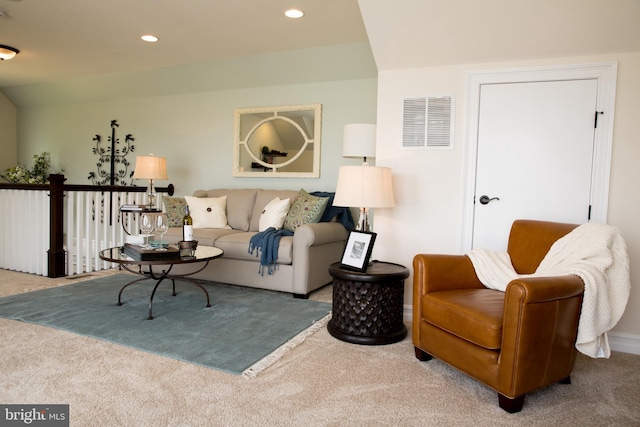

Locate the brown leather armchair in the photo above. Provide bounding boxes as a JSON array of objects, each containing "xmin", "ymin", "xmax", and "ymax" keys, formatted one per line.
[{"xmin": 412, "ymin": 220, "xmax": 584, "ymax": 413}]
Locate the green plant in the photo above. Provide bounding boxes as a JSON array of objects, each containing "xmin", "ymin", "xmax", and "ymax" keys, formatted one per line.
[{"xmin": 0, "ymin": 152, "xmax": 57, "ymax": 184}]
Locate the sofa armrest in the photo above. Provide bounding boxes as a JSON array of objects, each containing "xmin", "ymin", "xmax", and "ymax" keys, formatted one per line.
[
  {"xmin": 290, "ymin": 222, "xmax": 350, "ymax": 296},
  {"xmin": 293, "ymin": 222, "xmax": 349, "ymax": 247}
]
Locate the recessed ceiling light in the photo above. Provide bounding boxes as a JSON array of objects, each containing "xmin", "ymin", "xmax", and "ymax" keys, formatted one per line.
[
  {"xmin": 141, "ymin": 35, "xmax": 159, "ymax": 43},
  {"xmin": 284, "ymin": 9, "xmax": 304, "ymax": 19}
]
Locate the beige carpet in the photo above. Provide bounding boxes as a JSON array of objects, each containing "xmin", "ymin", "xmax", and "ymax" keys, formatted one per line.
[{"xmin": 1, "ymin": 269, "xmax": 639, "ymax": 426}]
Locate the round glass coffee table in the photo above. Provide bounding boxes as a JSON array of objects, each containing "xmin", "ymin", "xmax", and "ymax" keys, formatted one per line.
[{"xmin": 99, "ymin": 245, "xmax": 223, "ymax": 319}]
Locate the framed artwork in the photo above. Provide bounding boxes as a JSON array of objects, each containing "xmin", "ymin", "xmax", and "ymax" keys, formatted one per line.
[{"xmin": 340, "ymin": 231, "xmax": 376, "ymax": 272}]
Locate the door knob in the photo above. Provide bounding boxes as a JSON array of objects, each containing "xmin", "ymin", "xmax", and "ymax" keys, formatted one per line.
[{"xmin": 479, "ymin": 195, "xmax": 500, "ymax": 205}]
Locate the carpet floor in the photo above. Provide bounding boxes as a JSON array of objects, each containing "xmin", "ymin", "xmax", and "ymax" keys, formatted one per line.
[
  {"xmin": 1, "ymin": 269, "xmax": 639, "ymax": 426},
  {"xmin": 0, "ymin": 274, "xmax": 331, "ymax": 375}
]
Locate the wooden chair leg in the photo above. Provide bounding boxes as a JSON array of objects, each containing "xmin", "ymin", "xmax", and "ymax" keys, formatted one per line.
[
  {"xmin": 559, "ymin": 376, "xmax": 571, "ymax": 384},
  {"xmin": 498, "ymin": 394, "xmax": 525, "ymax": 413},
  {"xmin": 414, "ymin": 347, "xmax": 433, "ymax": 361}
]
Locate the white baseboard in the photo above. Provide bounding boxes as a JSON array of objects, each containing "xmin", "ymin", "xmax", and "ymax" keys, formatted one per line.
[
  {"xmin": 403, "ymin": 305, "xmax": 412, "ymax": 323},
  {"xmin": 608, "ymin": 332, "xmax": 640, "ymax": 355},
  {"xmin": 404, "ymin": 306, "xmax": 640, "ymax": 356}
]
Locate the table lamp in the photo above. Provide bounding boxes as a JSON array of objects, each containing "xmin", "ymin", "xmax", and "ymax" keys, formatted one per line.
[
  {"xmin": 333, "ymin": 164, "xmax": 395, "ymax": 232},
  {"xmin": 132, "ymin": 154, "xmax": 168, "ymax": 210},
  {"xmin": 333, "ymin": 124, "xmax": 395, "ymax": 231}
]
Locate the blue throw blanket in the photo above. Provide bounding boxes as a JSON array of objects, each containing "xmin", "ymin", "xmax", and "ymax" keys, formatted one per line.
[
  {"xmin": 248, "ymin": 227, "xmax": 294, "ymax": 275},
  {"xmin": 248, "ymin": 192, "xmax": 354, "ymax": 275},
  {"xmin": 311, "ymin": 191, "xmax": 355, "ymax": 231}
]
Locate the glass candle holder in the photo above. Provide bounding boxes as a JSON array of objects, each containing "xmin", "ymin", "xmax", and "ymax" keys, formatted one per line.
[{"xmin": 178, "ymin": 240, "xmax": 198, "ymax": 259}]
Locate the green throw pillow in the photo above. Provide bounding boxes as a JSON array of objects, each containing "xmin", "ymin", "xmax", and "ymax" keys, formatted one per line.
[
  {"xmin": 283, "ymin": 189, "xmax": 329, "ymax": 232},
  {"xmin": 162, "ymin": 196, "xmax": 187, "ymax": 227}
]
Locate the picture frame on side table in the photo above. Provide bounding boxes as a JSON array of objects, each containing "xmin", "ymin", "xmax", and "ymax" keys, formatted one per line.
[{"xmin": 340, "ymin": 230, "xmax": 377, "ymax": 272}]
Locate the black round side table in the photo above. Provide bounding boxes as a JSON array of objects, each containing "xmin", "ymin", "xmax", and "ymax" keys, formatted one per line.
[{"xmin": 327, "ymin": 261, "xmax": 409, "ymax": 345}]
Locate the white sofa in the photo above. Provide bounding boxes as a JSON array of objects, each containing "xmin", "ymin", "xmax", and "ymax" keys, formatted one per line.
[{"xmin": 162, "ymin": 188, "xmax": 352, "ymax": 298}]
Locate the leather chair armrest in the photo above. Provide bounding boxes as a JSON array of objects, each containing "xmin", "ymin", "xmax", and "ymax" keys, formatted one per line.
[
  {"xmin": 505, "ymin": 275, "xmax": 584, "ymax": 304},
  {"xmin": 498, "ymin": 275, "xmax": 584, "ymax": 397},
  {"xmin": 413, "ymin": 254, "xmax": 485, "ymax": 295},
  {"xmin": 412, "ymin": 254, "xmax": 485, "ymax": 351}
]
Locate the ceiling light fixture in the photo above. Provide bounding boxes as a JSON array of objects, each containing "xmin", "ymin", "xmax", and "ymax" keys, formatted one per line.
[
  {"xmin": 141, "ymin": 35, "xmax": 159, "ymax": 43},
  {"xmin": 0, "ymin": 44, "xmax": 19, "ymax": 60},
  {"xmin": 284, "ymin": 9, "xmax": 304, "ymax": 18}
]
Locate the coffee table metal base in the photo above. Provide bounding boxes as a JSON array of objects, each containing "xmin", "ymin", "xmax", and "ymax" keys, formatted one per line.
[
  {"xmin": 99, "ymin": 246, "xmax": 223, "ymax": 320},
  {"xmin": 116, "ymin": 263, "xmax": 212, "ymax": 319}
]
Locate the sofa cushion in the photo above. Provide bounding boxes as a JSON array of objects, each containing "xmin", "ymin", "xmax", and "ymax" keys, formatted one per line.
[
  {"xmin": 185, "ymin": 196, "xmax": 231, "ymax": 229},
  {"xmin": 421, "ymin": 289, "xmax": 504, "ymax": 350},
  {"xmin": 249, "ymin": 189, "xmax": 299, "ymax": 232},
  {"xmin": 259, "ymin": 197, "xmax": 291, "ymax": 231},
  {"xmin": 283, "ymin": 189, "xmax": 330, "ymax": 232},
  {"xmin": 163, "ymin": 227, "xmax": 242, "ymax": 246},
  {"xmin": 216, "ymin": 232, "xmax": 293, "ymax": 264},
  {"xmin": 193, "ymin": 189, "xmax": 258, "ymax": 231}
]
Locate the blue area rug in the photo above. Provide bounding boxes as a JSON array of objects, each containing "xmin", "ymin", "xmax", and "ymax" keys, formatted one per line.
[{"xmin": 0, "ymin": 274, "xmax": 331, "ymax": 376}]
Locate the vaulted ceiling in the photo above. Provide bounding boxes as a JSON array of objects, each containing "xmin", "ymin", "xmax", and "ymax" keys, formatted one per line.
[
  {"xmin": 0, "ymin": 0, "xmax": 368, "ymax": 88},
  {"xmin": 360, "ymin": 0, "xmax": 640, "ymax": 70},
  {"xmin": 1, "ymin": 0, "xmax": 639, "ymax": 90}
]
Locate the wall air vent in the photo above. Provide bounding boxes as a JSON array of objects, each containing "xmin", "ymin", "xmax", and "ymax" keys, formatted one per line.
[{"xmin": 402, "ymin": 95, "xmax": 454, "ymax": 149}]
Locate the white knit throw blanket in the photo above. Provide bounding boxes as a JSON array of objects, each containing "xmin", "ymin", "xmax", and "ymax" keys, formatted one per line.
[{"xmin": 467, "ymin": 223, "xmax": 630, "ymax": 358}]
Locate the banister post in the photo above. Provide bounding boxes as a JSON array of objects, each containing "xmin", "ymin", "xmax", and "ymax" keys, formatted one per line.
[{"xmin": 48, "ymin": 173, "xmax": 66, "ymax": 278}]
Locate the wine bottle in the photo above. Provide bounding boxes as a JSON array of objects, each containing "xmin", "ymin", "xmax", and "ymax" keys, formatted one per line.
[{"xmin": 182, "ymin": 205, "xmax": 193, "ymax": 241}]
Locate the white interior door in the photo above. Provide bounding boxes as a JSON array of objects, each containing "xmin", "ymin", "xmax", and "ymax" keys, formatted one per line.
[{"xmin": 472, "ymin": 79, "xmax": 598, "ymax": 251}]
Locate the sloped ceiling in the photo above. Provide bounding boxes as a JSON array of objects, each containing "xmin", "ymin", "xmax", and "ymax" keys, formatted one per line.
[
  {"xmin": 2, "ymin": 0, "xmax": 639, "ymax": 94},
  {"xmin": 0, "ymin": 0, "xmax": 368, "ymax": 88},
  {"xmin": 359, "ymin": 0, "xmax": 640, "ymax": 70}
]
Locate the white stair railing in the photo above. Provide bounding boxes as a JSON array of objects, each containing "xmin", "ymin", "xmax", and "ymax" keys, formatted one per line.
[
  {"xmin": 65, "ymin": 190, "xmax": 157, "ymax": 275},
  {"xmin": 0, "ymin": 188, "xmax": 49, "ymax": 275},
  {"xmin": 0, "ymin": 177, "xmax": 168, "ymax": 277}
]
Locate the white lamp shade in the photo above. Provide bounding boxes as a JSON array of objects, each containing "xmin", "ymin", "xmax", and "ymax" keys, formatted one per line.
[
  {"xmin": 333, "ymin": 165, "xmax": 395, "ymax": 208},
  {"xmin": 342, "ymin": 123, "xmax": 376, "ymax": 159},
  {"xmin": 132, "ymin": 155, "xmax": 168, "ymax": 180}
]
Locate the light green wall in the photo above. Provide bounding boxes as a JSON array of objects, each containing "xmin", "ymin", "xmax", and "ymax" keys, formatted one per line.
[
  {"xmin": 0, "ymin": 91, "xmax": 17, "ymax": 173},
  {"xmin": 18, "ymin": 79, "xmax": 377, "ymax": 195},
  {"xmin": 10, "ymin": 42, "xmax": 378, "ymax": 195}
]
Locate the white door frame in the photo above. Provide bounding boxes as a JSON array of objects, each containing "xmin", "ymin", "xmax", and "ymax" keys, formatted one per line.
[{"xmin": 461, "ymin": 62, "xmax": 618, "ymax": 252}]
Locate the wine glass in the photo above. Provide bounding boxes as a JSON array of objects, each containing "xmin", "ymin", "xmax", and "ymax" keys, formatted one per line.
[
  {"xmin": 140, "ymin": 213, "xmax": 154, "ymax": 249},
  {"xmin": 155, "ymin": 214, "xmax": 169, "ymax": 251}
]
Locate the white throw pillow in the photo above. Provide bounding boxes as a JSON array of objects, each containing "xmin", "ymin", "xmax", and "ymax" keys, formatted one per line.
[
  {"xmin": 259, "ymin": 197, "xmax": 291, "ymax": 232},
  {"xmin": 184, "ymin": 195, "xmax": 231, "ymax": 229}
]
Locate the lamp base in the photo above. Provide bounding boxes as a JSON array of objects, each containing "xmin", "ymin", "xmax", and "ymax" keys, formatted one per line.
[
  {"xmin": 145, "ymin": 180, "xmax": 156, "ymax": 210},
  {"xmin": 355, "ymin": 207, "xmax": 371, "ymax": 232}
]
